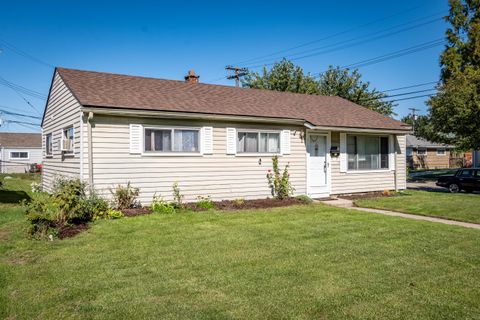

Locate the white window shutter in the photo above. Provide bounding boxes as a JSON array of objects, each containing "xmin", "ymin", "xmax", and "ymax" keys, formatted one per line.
[
  {"xmin": 226, "ymin": 127, "xmax": 236, "ymax": 155},
  {"xmin": 389, "ymin": 135, "xmax": 396, "ymax": 171},
  {"xmin": 340, "ymin": 133, "xmax": 347, "ymax": 172},
  {"xmin": 202, "ymin": 126, "xmax": 213, "ymax": 154},
  {"xmin": 129, "ymin": 124, "xmax": 143, "ymax": 154},
  {"xmin": 281, "ymin": 130, "xmax": 291, "ymax": 155}
]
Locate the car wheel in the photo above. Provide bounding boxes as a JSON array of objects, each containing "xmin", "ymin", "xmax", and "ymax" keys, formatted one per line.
[{"xmin": 448, "ymin": 183, "xmax": 460, "ymax": 193}]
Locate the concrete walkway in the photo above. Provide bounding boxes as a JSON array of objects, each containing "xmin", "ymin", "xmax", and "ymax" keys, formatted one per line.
[{"xmin": 322, "ymin": 198, "xmax": 480, "ymax": 230}]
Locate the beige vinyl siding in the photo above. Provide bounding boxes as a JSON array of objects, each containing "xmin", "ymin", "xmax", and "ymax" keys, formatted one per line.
[
  {"xmin": 0, "ymin": 147, "xmax": 42, "ymax": 173},
  {"xmin": 41, "ymin": 72, "xmax": 82, "ymax": 192},
  {"xmin": 411, "ymin": 148, "xmax": 450, "ymax": 169},
  {"xmin": 330, "ymin": 132, "xmax": 406, "ymax": 194},
  {"xmin": 83, "ymin": 115, "xmax": 307, "ymax": 204}
]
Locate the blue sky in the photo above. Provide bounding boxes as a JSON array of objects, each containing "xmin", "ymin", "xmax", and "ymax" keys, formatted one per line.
[{"xmin": 0, "ymin": 0, "xmax": 448, "ymax": 132}]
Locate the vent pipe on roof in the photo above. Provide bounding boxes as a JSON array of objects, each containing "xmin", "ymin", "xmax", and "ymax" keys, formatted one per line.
[{"xmin": 184, "ymin": 70, "xmax": 199, "ymax": 83}]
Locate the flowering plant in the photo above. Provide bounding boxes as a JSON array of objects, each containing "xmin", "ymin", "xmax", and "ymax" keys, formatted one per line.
[{"xmin": 266, "ymin": 155, "xmax": 294, "ymax": 200}]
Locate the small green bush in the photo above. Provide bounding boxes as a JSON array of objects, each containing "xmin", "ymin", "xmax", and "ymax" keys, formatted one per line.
[
  {"xmin": 151, "ymin": 194, "xmax": 176, "ymax": 214},
  {"xmin": 110, "ymin": 182, "xmax": 140, "ymax": 209},
  {"xmin": 94, "ymin": 208, "xmax": 124, "ymax": 220},
  {"xmin": 23, "ymin": 192, "xmax": 60, "ymax": 239},
  {"xmin": 295, "ymin": 195, "xmax": 313, "ymax": 204},
  {"xmin": 233, "ymin": 198, "xmax": 245, "ymax": 206},
  {"xmin": 196, "ymin": 196, "xmax": 215, "ymax": 210}
]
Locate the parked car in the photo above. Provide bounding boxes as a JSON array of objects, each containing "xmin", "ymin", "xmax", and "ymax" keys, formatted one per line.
[{"xmin": 436, "ymin": 168, "xmax": 480, "ymax": 193}]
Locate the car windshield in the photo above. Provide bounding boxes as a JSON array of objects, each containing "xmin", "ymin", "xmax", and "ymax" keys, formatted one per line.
[{"xmin": 458, "ymin": 170, "xmax": 473, "ymax": 177}]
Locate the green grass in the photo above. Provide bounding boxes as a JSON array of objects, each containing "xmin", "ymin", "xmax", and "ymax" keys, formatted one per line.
[
  {"xmin": 355, "ymin": 190, "xmax": 480, "ymax": 224},
  {"xmin": 1, "ymin": 175, "xmax": 480, "ymax": 319}
]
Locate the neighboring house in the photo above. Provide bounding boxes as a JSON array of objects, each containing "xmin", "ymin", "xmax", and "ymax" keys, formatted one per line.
[
  {"xmin": 406, "ymin": 134, "xmax": 458, "ymax": 169},
  {"xmin": 41, "ymin": 67, "xmax": 410, "ymax": 203},
  {"xmin": 0, "ymin": 132, "xmax": 42, "ymax": 173},
  {"xmin": 474, "ymin": 150, "xmax": 480, "ymax": 168}
]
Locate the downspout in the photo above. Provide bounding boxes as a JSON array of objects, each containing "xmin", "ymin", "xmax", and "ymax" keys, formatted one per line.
[
  {"xmin": 87, "ymin": 112, "xmax": 94, "ymax": 188},
  {"xmin": 394, "ymin": 141, "xmax": 398, "ymax": 191}
]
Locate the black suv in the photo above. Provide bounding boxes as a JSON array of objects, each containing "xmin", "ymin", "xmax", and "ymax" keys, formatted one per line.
[{"xmin": 436, "ymin": 168, "xmax": 480, "ymax": 193}]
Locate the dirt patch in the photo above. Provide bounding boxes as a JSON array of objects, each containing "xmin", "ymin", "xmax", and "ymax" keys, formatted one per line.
[
  {"xmin": 184, "ymin": 198, "xmax": 308, "ymax": 211},
  {"xmin": 338, "ymin": 191, "xmax": 396, "ymax": 200},
  {"xmin": 0, "ymin": 229, "xmax": 10, "ymax": 241},
  {"xmin": 58, "ymin": 223, "xmax": 90, "ymax": 239},
  {"xmin": 122, "ymin": 207, "xmax": 152, "ymax": 217},
  {"xmin": 6, "ymin": 250, "xmax": 37, "ymax": 265}
]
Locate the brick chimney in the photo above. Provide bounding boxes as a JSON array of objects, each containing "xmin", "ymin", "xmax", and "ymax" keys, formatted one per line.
[{"xmin": 184, "ymin": 70, "xmax": 199, "ymax": 83}]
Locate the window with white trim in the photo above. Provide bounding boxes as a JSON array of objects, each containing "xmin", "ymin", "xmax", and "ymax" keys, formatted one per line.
[
  {"xmin": 436, "ymin": 148, "xmax": 446, "ymax": 156},
  {"xmin": 417, "ymin": 148, "xmax": 427, "ymax": 156},
  {"xmin": 61, "ymin": 126, "xmax": 74, "ymax": 153},
  {"xmin": 10, "ymin": 151, "xmax": 29, "ymax": 159},
  {"xmin": 237, "ymin": 131, "xmax": 280, "ymax": 153},
  {"xmin": 45, "ymin": 133, "xmax": 53, "ymax": 156},
  {"xmin": 144, "ymin": 128, "xmax": 200, "ymax": 152},
  {"xmin": 347, "ymin": 135, "xmax": 389, "ymax": 170}
]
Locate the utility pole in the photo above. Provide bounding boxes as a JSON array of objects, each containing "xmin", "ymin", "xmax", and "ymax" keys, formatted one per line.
[
  {"xmin": 225, "ymin": 65, "xmax": 248, "ymax": 87},
  {"xmin": 408, "ymin": 107, "xmax": 420, "ymax": 120}
]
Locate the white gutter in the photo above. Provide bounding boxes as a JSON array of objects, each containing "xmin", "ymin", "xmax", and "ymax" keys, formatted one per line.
[{"xmin": 311, "ymin": 125, "xmax": 411, "ymax": 134}]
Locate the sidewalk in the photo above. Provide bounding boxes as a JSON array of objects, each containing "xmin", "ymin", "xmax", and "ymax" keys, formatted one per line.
[{"xmin": 322, "ymin": 198, "xmax": 480, "ymax": 230}]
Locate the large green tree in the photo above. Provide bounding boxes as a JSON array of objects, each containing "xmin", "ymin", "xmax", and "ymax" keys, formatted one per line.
[
  {"xmin": 242, "ymin": 59, "xmax": 395, "ymax": 116},
  {"xmin": 400, "ymin": 114, "xmax": 436, "ymax": 140},
  {"xmin": 427, "ymin": 0, "xmax": 480, "ymax": 150}
]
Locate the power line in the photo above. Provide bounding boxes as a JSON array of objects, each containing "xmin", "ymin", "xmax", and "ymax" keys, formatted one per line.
[
  {"xmin": 234, "ymin": 5, "xmax": 428, "ymax": 65},
  {"xmin": 0, "ymin": 37, "xmax": 54, "ymax": 68},
  {"xmin": 382, "ymin": 81, "xmax": 438, "ymax": 92},
  {"xmin": 384, "ymin": 93, "xmax": 434, "ymax": 103},
  {"xmin": 313, "ymin": 39, "xmax": 445, "ymax": 78},
  {"xmin": 0, "ymin": 107, "xmax": 42, "ymax": 120},
  {"xmin": 0, "ymin": 76, "xmax": 42, "ymax": 115},
  {"xmin": 244, "ymin": 13, "xmax": 445, "ymax": 68},
  {"xmin": 0, "ymin": 77, "xmax": 47, "ymax": 100},
  {"xmin": 3, "ymin": 119, "xmax": 40, "ymax": 127}
]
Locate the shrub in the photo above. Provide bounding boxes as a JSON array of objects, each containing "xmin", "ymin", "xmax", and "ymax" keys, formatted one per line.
[
  {"xmin": 233, "ymin": 198, "xmax": 245, "ymax": 206},
  {"xmin": 196, "ymin": 196, "xmax": 215, "ymax": 210},
  {"xmin": 25, "ymin": 177, "xmax": 119, "ymax": 239},
  {"xmin": 172, "ymin": 182, "xmax": 184, "ymax": 208},
  {"xmin": 110, "ymin": 182, "xmax": 139, "ymax": 209},
  {"xmin": 31, "ymin": 181, "xmax": 42, "ymax": 193},
  {"xmin": 94, "ymin": 208, "xmax": 124, "ymax": 220},
  {"xmin": 151, "ymin": 194, "xmax": 176, "ymax": 214},
  {"xmin": 266, "ymin": 155, "xmax": 295, "ymax": 200},
  {"xmin": 23, "ymin": 193, "xmax": 60, "ymax": 239},
  {"xmin": 295, "ymin": 195, "xmax": 313, "ymax": 204}
]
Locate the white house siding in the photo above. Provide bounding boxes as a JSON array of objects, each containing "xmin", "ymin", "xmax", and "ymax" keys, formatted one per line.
[
  {"xmin": 330, "ymin": 132, "xmax": 406, "ymax": 194},
  {"xmin": 41, "ymin": 72, "xmax": 82, "ymax": 192},
  {"xmin": 83, "ymin": 115, "xmax": 307, "ymax": 204},
  {"xmin": 0, "ymin": 147, "xmax": 42, "ymax": 173}
]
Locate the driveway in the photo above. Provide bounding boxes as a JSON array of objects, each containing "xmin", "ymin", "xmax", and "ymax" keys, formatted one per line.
[{"xmin": 407, "ymin": 180, "xmax": 447, "ymax": 192}]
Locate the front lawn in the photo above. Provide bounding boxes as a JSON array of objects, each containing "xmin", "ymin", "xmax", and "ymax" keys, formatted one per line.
[
  {"xmin": 355, "ymin": 190, "xmax": 480, "ymax": 224},
  {"xmin": 1, "ymin": 180, "xmax": 480, "ymax": 319}
]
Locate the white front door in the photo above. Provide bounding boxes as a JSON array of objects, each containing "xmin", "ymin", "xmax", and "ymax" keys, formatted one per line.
[{"xmin": 307, "ymin": 134, "xmax": 328, "ymax": 198}]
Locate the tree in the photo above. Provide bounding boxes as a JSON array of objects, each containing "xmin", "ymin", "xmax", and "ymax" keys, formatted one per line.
[
  {"xmin": 400, "ymin": 114, "xmax": 436, "ymax": 141},
  {"xmin": 317, "ymin": 66, "xmax": 394, "ymax": 116},
  {"xmin": 427, "ymin": 0, "xmax": 480, "ymax": 150},
  {"xmin": 242, "ymin": 59, "xmax": 319, "ymax": 94},
  {"xmin": 242, "ymin": 60, "xmax": 395, "ymax": 116}
]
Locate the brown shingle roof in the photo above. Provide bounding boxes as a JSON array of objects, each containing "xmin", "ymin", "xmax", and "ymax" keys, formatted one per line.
[
  {"xmin": 57, "ymin": 67, "xmax": 410, "ymax": 131},
  {"xmin": 0, "ymin": 133, "xmax": 41, "ymax": 148}
]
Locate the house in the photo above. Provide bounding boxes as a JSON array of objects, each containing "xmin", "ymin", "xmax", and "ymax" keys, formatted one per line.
[
  {"xmin": 474, "ymin": 151, "xmax": 480, "ymax": 168},
  {"xmin": 406, "ymin": 134, "xmax": 459, "ymax": 169},
  {"xmin": 0, "ymin": 132, "xmax": 42, "ymax": 173},
  {"xmin": 41, "ymin": 67, "xmax": 410, "ymax": 203}
]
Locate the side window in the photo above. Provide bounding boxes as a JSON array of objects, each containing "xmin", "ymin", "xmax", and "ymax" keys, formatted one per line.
[{"xmin": 459, "ymin": 170, "xmax": 473, "ymax": 177}]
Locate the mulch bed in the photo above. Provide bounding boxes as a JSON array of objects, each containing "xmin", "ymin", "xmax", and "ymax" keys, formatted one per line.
[
  {"xmin": 338, "ymin": 191, "xmax": 397, "ymax": 200},
  {"xmin": 121, "ymin": 207, "xmax": 152, "ymax": 217},
  {"xmin": 58, "ymin": 223, "xmax": 90, "ymax": 239},
  {"xmin": 184, "ymin": 198, "xmax": 307, "ymax": 212}
]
